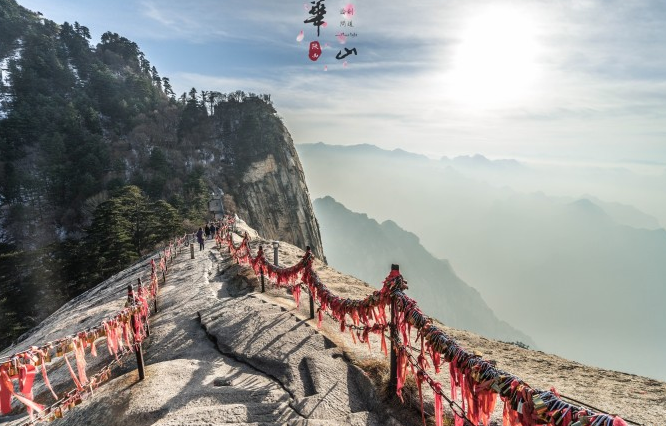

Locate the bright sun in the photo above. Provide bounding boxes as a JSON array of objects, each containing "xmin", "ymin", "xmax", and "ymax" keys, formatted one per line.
[{"xmin": 447, "ymin": 7, "xmax": 541, "ymax": 108}]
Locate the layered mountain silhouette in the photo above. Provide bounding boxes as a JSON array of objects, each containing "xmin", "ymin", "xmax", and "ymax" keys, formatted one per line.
[
  {"xmin": 313, "ymin": 196, "xmax": 534, "ymax": 346},
  {"xmin": 299, "ymin": 142, "xmax": 666, "ymax": 381}
]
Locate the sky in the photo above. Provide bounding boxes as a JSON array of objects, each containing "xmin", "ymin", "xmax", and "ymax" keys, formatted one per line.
[{"xmin": 16, "ymin": 0, "xmax": 666, "ymax": 166}]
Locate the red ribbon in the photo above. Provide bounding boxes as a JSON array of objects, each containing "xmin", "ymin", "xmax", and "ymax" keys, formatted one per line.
[
  {"xmin": 73, "ymin": 337, "xmax": 88, "ymax": 386},
  {"xmin": 64, "ymin": 353, "xmax": 84, "ymax": 392},
  {"xmin": 0, "ymin": 365, "xmax": 45, "ymax": 417},
  {"xmin": 434, "ymin": 381, "xmax": 443, "ymax": 426},
  {"xmin": 38, "ymin": 351, "xmax": 58, "ymax": 400}
]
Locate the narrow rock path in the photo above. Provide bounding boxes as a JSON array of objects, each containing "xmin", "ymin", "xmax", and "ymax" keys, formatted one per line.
[{"xmin": 200, "ymin": 248, "xmax": 392, "ymax": 426}]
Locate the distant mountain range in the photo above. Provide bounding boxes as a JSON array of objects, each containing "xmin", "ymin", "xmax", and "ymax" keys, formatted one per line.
[
  {"xmin": 298, "ymin": 142, "xmax": 666, "ymax": 381},
  {"xmin": 314, "ymin": 196, "xmax": 534, "ymax": 346},
  {"xmin": 442, "ymin": 153, "xmax": 525, "ymax": 170}
]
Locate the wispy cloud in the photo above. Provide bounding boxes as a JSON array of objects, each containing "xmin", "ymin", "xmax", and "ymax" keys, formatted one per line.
[
  {"xmin": 138, "ymin": 0, "xmax": 303, "ymax": 44},
  {"xmin": 17, "ymin": 0, "xmax": 666, "ymax": 162}
]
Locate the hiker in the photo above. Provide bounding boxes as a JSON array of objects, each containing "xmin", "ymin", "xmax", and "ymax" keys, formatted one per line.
[
  {"xmin": 204, "ymin": 224, "xmax": 211, "ymax": 240},
  {"xmin": 210, "ymin": 223, "xmax": 216, "ymax": 239},
  {"xmin": 196, "ymin": 227, "xmax": 205, "ymax": 251}
]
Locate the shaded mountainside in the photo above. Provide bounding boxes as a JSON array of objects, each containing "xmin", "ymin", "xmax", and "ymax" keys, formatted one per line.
[
  {"xmin": 313, "ymin": 196, "xmax": 534, "ymax": 346},
  {"xmin": 0, "ymin": 0, "xmax": 322, "ymax": 348}
]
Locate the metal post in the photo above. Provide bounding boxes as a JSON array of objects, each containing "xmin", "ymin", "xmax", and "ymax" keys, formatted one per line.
[
  {"xmin": 258, "ymin": 245, "xmax": 265, "ymax": 293},
  {"xmin": 131, "ymin": 314, "xmax": 146, "ymax": 381},
  {"xmin": 127, "ymin": 284, "xmax": 145, "ymax": 381},
  {"xmin": 389, "ymin": 300, "xmax": 398, "ymax": 397},
  {"xmin": 388, "ymin": 264, "xmax": 400, "ymax": 398},
  {"xmin": 306, "ymin": 245, "xmax": 315, "ymax": 319},
  {"xmin": 190, "ymin": 242, "xmax": 195, "ymax": 259},
  {"xmin": 272, "ymin": 241, "xmax": 279, "ymax": 266},
  {"xmin": 309, "ymin": 291, "xmax": 315, "ymax": 319},
  {"xmin": 162, "ymin": 254, "xmax": 167, "ymax": 284}
]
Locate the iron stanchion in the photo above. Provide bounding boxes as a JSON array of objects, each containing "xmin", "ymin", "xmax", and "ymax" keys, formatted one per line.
[
  {"xmin": 306, "ymin": 245, "xmax": 315, "ymax": 319},
  {"xmin": 258, "ymin": 245, "xmax": 266, "ymax": 293},
  {"xmin": 132, "ymin": 319, "xmax": 146, "ymax": 381},
  {"xmin": 127, "ymin": 284, "xmax": 146, "ymax": 381},
  {"xmin": 387, "ymin": 264, "xmax": 400, "ymax": 398},
  {"xmin": 309, "ymin": 292, "xmax": 315, "ymax": 319}
]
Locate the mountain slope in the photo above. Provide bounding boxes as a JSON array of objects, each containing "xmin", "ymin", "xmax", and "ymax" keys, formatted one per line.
[{"xmin": 313, "ymin": 196, "xmax": 533, "ymax": 345}]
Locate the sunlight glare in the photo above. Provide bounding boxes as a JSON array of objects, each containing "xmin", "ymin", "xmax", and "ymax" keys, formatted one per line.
[{"xmin": 447, "ymin": 7, "xmax": 541, "ymax": 108}]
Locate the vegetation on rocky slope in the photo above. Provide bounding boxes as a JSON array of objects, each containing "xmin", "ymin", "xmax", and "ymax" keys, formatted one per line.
[{"xmin": 0, "ymin": 0, "xmax": 295, "ymax": 347}]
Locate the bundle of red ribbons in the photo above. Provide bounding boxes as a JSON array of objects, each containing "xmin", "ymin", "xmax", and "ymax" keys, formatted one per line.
[
  {"xmin": 223, "ymin": 218, "xmax": 629, "ymax": 426},
  {"xmin": 0, "ymin": 304, "xmax": 146, "ymax": 421},
  {"xmin": 0, "ymin": 234, "xmax": 187, "ymax": 422}
]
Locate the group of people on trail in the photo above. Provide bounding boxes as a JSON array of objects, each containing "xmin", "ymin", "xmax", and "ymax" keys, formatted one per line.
[{"xmin": 195, "ymin": 222, "xmax": 218, "ymax": 251}]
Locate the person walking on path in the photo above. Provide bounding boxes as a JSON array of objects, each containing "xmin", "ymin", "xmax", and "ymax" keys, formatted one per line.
[
  {"xmin": 210, "ymin": 223, "xmax": 216, "ymax": 239},
  {"xmin": 196, "ymin": 227, "xmax": 205, "ymax": 251},
  {"xmin": 204, "ymin": 224, "xmax": 211, "ymax": 240}
]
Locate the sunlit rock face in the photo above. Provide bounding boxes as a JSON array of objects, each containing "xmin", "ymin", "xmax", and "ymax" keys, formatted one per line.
[{"xmin": 213, "ymin": 99, "xmax": 324, "ymax": 259}]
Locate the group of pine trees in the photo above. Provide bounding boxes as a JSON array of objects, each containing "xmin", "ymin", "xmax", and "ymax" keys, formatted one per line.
[{"xmin": 0, "ymin": 185, "xmax": 181, "ymax": 346}]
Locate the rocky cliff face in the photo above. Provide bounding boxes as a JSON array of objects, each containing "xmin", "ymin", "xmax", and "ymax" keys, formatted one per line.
[{"xmin": 212, "ymin": 99, "xmax": 324, "ymax": 258}]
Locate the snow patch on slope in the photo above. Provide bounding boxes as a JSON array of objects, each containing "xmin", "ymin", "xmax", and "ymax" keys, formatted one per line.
[{"xmin": 0, "ymin": 42, "xmax": 23, "ymax": 119}]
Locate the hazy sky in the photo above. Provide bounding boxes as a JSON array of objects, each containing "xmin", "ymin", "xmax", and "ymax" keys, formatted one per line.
[{"xmin": 17, "ymin": 0, "xmax": 666, "ymax": 164}]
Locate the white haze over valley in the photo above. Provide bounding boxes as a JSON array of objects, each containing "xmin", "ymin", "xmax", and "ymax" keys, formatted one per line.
[{"xmin": 297, "ymin": 143, "xmax": 666, "ymax": 381}]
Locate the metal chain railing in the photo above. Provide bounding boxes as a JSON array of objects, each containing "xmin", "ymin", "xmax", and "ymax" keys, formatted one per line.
[
  {"xmin": 222, "ymin": 216, "xmax": 638, "ymax": 426},
  {"xmin": 0, "ymin": 233, "xmax": 189, "ymax": 424}
]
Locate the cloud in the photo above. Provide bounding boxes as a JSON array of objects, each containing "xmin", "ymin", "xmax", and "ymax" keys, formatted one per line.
[
  {"xmin": 138, "ymin": 0, "xmax": 308, "ymax": 44},
  {"xmin": 23, "ymin": 0, "xmax": 665, "ymax": 162}
]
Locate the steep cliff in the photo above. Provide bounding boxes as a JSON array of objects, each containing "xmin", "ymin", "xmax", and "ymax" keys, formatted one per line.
[{"xmin": 211, "ymin": 99, "xmax": 324, "ymax": 258}]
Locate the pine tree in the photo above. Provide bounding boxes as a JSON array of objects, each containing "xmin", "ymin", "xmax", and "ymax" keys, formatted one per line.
[
  {"xmin": 162, "ymin": 77, "xmax": 174, "ymax": 98},
  {"xmin": 151, "ymin": 65, "xmax": 161, "ymax": 90}
]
